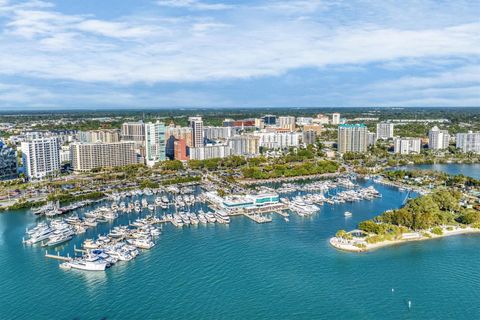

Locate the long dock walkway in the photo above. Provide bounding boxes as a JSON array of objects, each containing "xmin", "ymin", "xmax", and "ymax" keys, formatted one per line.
[{"xmin": 45, "ymin": 251, "xmax": 72, "ymax": 261}]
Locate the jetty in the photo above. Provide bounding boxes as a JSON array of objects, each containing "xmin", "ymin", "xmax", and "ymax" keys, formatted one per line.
[
  {"xmin": 244, "ymin": 213, "xmax": 272, "ymax": 223},
  {"xmin": 45, "ymin": 251, "xmax": 72, "ymax": 261}
]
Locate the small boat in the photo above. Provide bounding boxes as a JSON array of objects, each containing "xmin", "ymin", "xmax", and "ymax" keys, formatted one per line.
[
  {"xmin": 83, "ymin": 239, "xmax": 100, "ymax": 249},
  {"xmin": 344, "ymin": 211, "xmax": 352, "ymax": 217}
]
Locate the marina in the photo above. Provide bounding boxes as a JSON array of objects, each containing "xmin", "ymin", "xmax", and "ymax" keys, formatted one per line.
[
  {"xmin": 2, "ymin": 164, "xmax": 480, "ymax": 319},
  {"xmin": 22, "ymin": 178, "xmax": 387, "ymax": 272}
]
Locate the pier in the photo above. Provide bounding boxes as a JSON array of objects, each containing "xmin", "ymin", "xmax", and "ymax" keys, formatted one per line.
[
  {"xmin": 45, "ymin": 251, "xmax": 72, "ymax": 261},
  {"xmin": 243, "ymin": 213, "xmax": 273, "ymax": 223}
]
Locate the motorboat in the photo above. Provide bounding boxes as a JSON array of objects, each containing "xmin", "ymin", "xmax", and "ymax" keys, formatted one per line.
[{"xmin": 62, "ymin": 255, "xmax": 107, "ymax": 271}]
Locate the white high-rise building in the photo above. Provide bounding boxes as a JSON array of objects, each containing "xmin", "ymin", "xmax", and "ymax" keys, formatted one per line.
[
  {"xmin": 302, "ymin": 130, "xmax": 317, "ymax": 145},
  {"xmin": 60, "ymin": 145, "xmax": 71, "ymax": 163},
  {"xmin": 70, "ymin": 141, "xmax": 138, "ymax": 172},
  {"xmin": 203, "ymin": 126, "xmax": 234, "ymax": 140},
  {"xmin": 121, "ymin": 121, "xmax": 145, "ymax": 143},
  {"xmin": 337, "ymin": 124, "xmax": 368, "ymax": 153},
  {"xmin": 228, "ymin": 135, "xmax": 260, "ymax": 156},
  {"xmin": 428, "ymin": 126, "xmax": 450, "ymax": 150},
  {"xmin": 394, "ymin": 138, "xmax": 422, "ymax": 154},
  {"xmin": 313, "ymin": 114, "xmax": 330, "ymax": 125},
  {"xmin": 456, "ymin": 131, "xmax": 480, "ymax": 153},
  {"xmin": 278, "ymin": 116, "xmax": 296, "ymax": 131},
  {"xmin": 189, "ymin": 116, "xmax": 204, "ymax": 147},
  {"xmin": 367, "ymin": 132, "xmax": 377, "ymax": 146},
  {"xmin": 376, "ymin": 122, "xmax": 394, "ymax": 140},
  {"xmin": 144, "ymin": 121, "xmax": 166, "ymax": 167},
  {"xmin": 331, "ymin": 113, "xmax": 341, "ymax": 125},
  {"xmin": 21, "ymin": 137, "xmax": 60, "ymax": 179},
  {"xmin": 253, "ymin": 131, "xmax": 300, "ymax": 149},
  {"xmin": 189, "ymin": 144, "xmax": 231, "ymax": 160},
  {"xmin": 79, "ymin": 129, "xmax": 120, "ymax": 143}
]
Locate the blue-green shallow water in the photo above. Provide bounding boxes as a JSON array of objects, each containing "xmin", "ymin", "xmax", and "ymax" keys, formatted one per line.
[
  {"xmin": 396, "ymin": 163, "xmax": 480, "ymax": 179},
  {"xmin": 0, "ymin": 167, "xmax": 479, "ymax": 319}
]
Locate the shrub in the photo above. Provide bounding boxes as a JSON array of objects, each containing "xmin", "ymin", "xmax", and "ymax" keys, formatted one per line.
[{"xmin": 431, "ymin": 226, "xmax": 443, "ymax": 235}]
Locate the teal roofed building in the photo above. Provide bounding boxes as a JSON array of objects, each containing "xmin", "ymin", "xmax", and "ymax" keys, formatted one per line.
[{"xmin": 337, "ymin": 123, "xmax": 369, "ymax": 154}]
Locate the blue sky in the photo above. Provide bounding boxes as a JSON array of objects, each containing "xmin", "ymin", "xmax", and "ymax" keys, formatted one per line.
[{"xmin": 0, "ymin": 0, "xmax": 479, "ymax": 110}]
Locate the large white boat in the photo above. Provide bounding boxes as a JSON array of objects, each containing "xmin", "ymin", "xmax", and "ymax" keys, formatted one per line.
[
  {"xmin": 215, "ymin": 211, "xmax": 230, "ymax": 224},
  {"xmin": 84, "ymin": 217, "xmax": 98, "ymax": 227},
  {"xmin": 62, "ymin": 255, "xmax": 107, "ymax": 271},
  {"xmin": 83, "ymin": 239, "xmax": 100, "ymax": 249},
  {"xmin": 128, "ymin": 238, "xmax": 155, "ymax": 249},
  {"xmin": 103, "ymin": 211, "xmax": 118, "ymax": 220},
  {"xmin": 44, "ymin": 232, "xmax": 73, "ymax": 246},
  {"xmin": 198, "ymin": 213, "xmax": 208, "ymax": 224},
  {"xmin": 205, "ymin": 212, "xmax": 216, "ymax": 223},
  {"xmin": 171, "ymin": 215, "xmax": 184, "ymax": 227},
  {"xmin": 25, "ymin": 227, "xmax": 53, "ymax": 244}
]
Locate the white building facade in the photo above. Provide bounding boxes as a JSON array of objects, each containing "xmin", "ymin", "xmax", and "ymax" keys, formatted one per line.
[
  {"xmin": 228, "ymin": 135, "xmax": 260, "ymax": 156},
  {"xmin": 189, "ymin": 116, "xmax": 204, "ymax": 147},
  {"xmin": 456, "ymin": 131, "xmax": 480, "ymax": 153},
  {"xmin": 189, "ymin": 144, "xmax": 231, "ymax": 160},
  {"xmin": 394, "ymin": 138, "xmax": 422, "ymax": 155},
  {"xmin": 21, "ymin": 137, "xmax": 60, "ymax": 179},
  {"xmin": 428, "ymin": 126, "xmax": 450, "ymax": 150},
  {"xmin": 278, "ymin": 116, "xmax": 296, "ymax": 131},
  {"xmin": 337, "ymin": 124, "xmax": 368, "ymax": 153},
  {"xmin": 70, "ymin": 141, "xmax": 138, "ymax": 172},
  {"xmin": 144, "ymin": 121, "xmax": 166, "ymax": 167},
  {"xmin": 254, "ymin": 131, "xmax": 300, "ymax": 149},
  {"xmin": 376, "ymin": 122, "xmax": 394, "ymax": 140}
]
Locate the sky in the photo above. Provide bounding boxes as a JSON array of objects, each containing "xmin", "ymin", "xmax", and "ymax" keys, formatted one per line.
[{"xmin": 0, "ymin": 0, "xmax": 479, "ymax": 110}]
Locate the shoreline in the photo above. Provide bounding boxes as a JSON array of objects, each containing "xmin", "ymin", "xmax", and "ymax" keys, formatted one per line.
[
  {"xmin": 330, "ymin": 226, "xmax": 480, "ymax": 253},
  {"xmin": 238, "ymin": 172, "xmax": 341, "ymax": 185}
]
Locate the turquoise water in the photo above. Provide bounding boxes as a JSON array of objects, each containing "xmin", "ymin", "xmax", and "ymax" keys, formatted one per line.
[
  {"xmin": 1, "ymin": 167, "xmax": 480, "ymax": 319},
  {"xmin": 397, "ymin": 163, "xmax": 480, "ymax": 179}
]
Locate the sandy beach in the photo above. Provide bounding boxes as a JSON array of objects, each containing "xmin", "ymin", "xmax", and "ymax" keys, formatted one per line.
[{"xmin": 330, "ymin": 226, "xmax": 480, "ymax": 252}]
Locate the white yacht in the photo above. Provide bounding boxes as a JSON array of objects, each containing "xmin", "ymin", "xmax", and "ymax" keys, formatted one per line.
[
  {"xmin": 84, "ymin": 217, "xmax": 98, "ymax": 227},
  {"xmin": 44, "ymin": 232, "xmax": 73, "ymax": 246},
  {"xmin": 83, "ymin": 239, "xmax": 100, "ymax": 249},
  {"xmin": 198, "ymin": 213, "xmax": 208, "ymax": 224},
  {"xmin": 103, "ymin": 211, "xmax": 118, "ymax": 220},
  {"xmin": 215, "ymin": 211, "xmax": 230, "ymax": 224},
  {"xmin": 206, "ymin": 212, "xmax": 216, "ymax": 223},
  {"xmin": 62, "ymin": 255, "xmax": 107, "ymax": 271},
  {"xmin": 25, "ymin": 226, "xmax": 53, "ymax": 244},
  {"xmin": 128, "ymin": 238, "xmax": 155, "ymax": 249}
]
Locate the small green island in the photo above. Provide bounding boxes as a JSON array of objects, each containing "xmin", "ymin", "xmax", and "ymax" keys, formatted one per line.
[{"xmin": 331, "ymin": 176, "xmax": 480, "ymax": 252}]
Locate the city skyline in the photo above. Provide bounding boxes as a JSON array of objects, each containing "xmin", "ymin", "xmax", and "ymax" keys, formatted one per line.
[{"xmin": 0, "ymin": 0, "xmax": 479, "ymax": 110}]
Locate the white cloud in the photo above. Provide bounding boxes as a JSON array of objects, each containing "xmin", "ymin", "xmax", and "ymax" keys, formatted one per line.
[
  {"xmin": 0, "ymin": 0, "xmax": 479, "ymax": 108},
  {"xmin": 371, "ymin": 66, "xmax": 480, "ymax": 90},
  {"xmin": 156, "ymin": 0, "xmax": 234, "ymax": 11}
]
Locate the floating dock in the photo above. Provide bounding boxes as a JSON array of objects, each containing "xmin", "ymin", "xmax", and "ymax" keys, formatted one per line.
[{"xmin": 45, "ymin": 251, "xmax": 72, "ymax": 261}]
